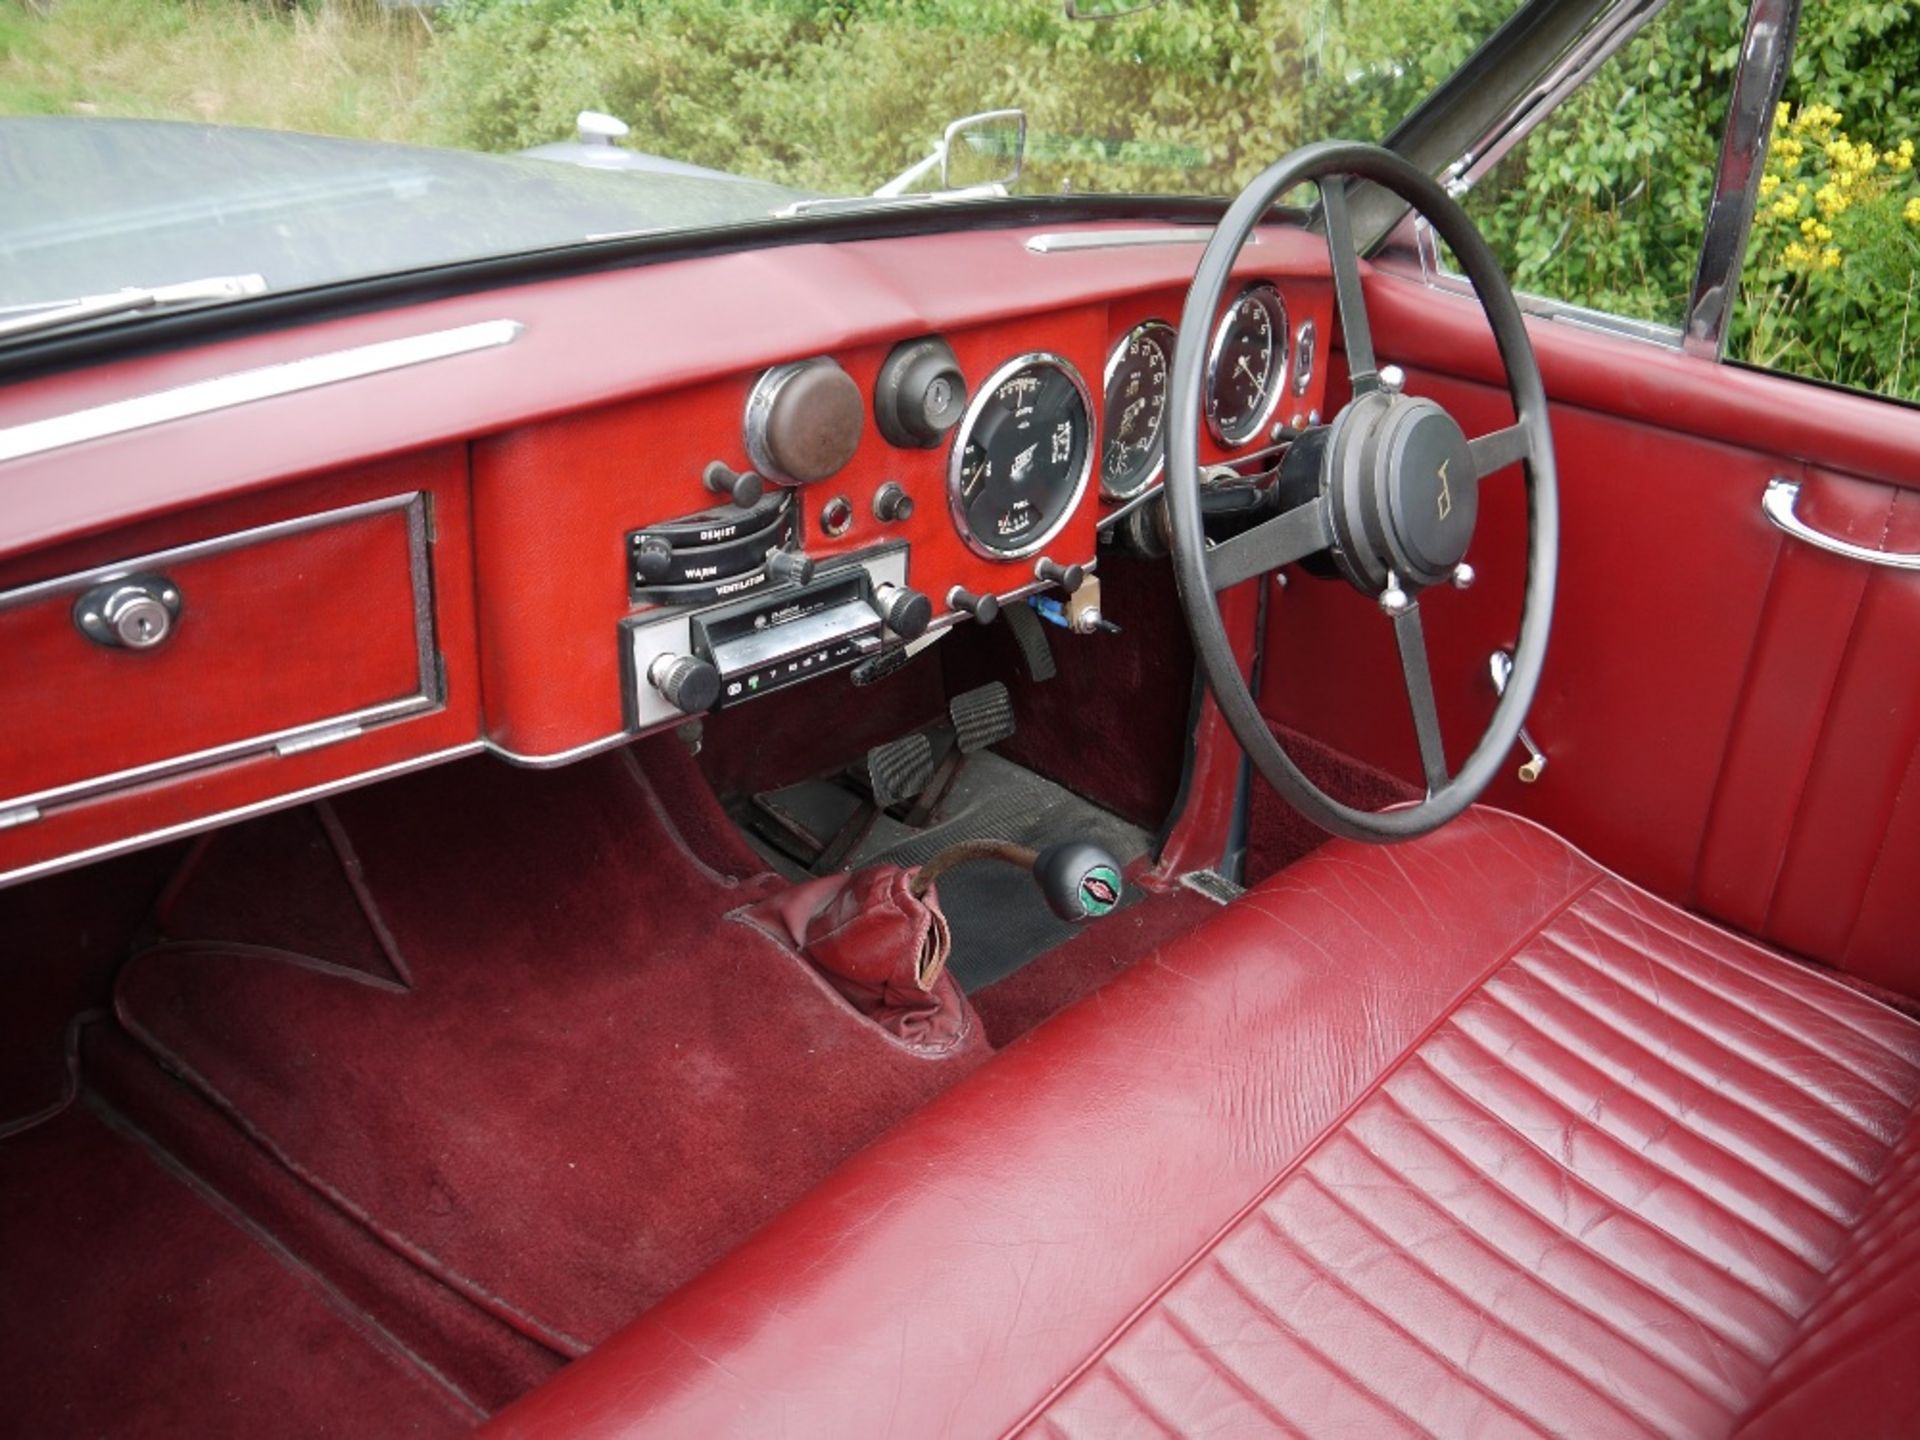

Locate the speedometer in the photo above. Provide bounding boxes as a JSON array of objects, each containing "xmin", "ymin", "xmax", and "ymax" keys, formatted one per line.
[
  {"xmin": 948, "ymin": 352, "xmax": 1094, "ymax": 559},
  {"xmin": 1205, "ymin": 283, "xmax": 1289, "ymax": 447},
  {"xmin": 1101, "ymin": 320, "xmax": 1174, "ymax": 499}
]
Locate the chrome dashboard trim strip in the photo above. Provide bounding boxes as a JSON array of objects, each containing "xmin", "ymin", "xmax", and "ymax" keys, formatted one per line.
[
  {"xmin": 0, "ymin": 319, "xmax": 523, "ymax": 465},
  {"xmin": 0, "ymin": 741, "xmax": 485, "ymax": 893},
  {"xmin": 483, "ymin": 732, "xmax": 639, "ymax": 770},
  {"xmin": 1762, "ymin": 477, "xmax": 1920, "ymax": 570},
  {"xmin": 1025, "ymin": 229, "xmax": 1259, "ymax": 255}
]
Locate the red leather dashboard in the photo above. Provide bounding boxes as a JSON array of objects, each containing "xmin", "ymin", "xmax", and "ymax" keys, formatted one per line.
[{"xmin": 0, "ymin": 221, "xmax": 1333, "ymax": 887}]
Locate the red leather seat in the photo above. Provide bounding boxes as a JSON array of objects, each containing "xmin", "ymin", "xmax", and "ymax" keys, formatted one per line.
[{"xmin": 489, "ymin": 809, "xmax": 1920, "ymax": 1439}]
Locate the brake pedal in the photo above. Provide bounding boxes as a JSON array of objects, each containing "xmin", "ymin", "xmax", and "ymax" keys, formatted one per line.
[
  {"xmin": 864, "ymin": 733, "xmax": 935, "ymax": 809},
  {"xmin": 948, "ymin": 682, "xmax": 1015, "ymax": 755}
]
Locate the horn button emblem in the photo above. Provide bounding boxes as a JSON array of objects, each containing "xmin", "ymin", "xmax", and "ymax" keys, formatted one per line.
[{"xmin": 1320, "ymin": 391, "xmax": 1478, "ymax": 594}]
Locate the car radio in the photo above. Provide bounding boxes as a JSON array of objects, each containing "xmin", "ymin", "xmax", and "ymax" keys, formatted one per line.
[{"xmin": 619, "ymin": 544, "xmax": 928, "ymax": 731}]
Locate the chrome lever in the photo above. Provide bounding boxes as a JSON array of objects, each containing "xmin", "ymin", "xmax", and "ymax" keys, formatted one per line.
[{"xmin": 1488, "ymin": 649, "xmax": 1546, "ymax": 784}]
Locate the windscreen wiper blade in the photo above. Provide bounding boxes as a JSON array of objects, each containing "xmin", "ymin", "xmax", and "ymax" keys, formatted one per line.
[{"xmin": 0, "ymin": 273, "xmax": 269, "ymax": 342}]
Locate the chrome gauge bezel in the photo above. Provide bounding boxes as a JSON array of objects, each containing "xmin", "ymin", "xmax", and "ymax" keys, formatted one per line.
[
  {"xmin": 1100, "ymin": 320, "xmax": 1176, "ymax": 501},
  {"xmin": 947, "ymin": 351, "xmax": 1096, "ymax": 561},
  {"xmin": 1204, "ymin": 282, "xmax": 1290, "ymax": 447}
]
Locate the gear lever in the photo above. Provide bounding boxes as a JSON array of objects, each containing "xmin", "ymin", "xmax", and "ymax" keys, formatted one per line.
[{"xmin": 910, "ymin": 838, "xmax": 1124, "ymax": 922}]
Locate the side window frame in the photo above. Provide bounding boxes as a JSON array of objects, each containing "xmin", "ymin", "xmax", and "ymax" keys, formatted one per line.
[{"xmin": 1382, "ymin": 0, "xmax": 1806, "ymax": 361}]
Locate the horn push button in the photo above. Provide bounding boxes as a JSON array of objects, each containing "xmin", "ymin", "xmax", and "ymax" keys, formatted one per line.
[{"xmin": 1379, "ymin": 399, "xmax": 1476, "ymax": 585}]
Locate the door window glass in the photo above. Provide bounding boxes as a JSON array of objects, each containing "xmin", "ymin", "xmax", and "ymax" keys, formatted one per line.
[{"xmin": 1456, "ymin": 0, "xmax": 1743, "ymax": 329}]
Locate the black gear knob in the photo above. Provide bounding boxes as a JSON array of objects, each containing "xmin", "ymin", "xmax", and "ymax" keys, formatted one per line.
[{"xmin": 1031, "ymin": 841, "xmax": 1124, "ymax": 922}]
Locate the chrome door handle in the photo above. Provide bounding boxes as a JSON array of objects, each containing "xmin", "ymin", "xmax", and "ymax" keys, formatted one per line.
[{"xmin": 1762, "ymin": 477, "xmax": 1920, "ymax": 570}]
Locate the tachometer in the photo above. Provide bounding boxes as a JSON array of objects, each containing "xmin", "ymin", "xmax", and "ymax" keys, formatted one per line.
[
  {"xmin": 1101, "ymin": 320, "xmax": 1175, "ymax": 499},
  {"xmin": 1205, "ymin": 283, "xmax": 1289, "ymax": 447},
  {"xmin": 948, "ymin": 353, "xmax": 1094, "ymax": 559}
]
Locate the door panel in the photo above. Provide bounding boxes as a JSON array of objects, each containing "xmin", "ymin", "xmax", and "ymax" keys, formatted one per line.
[{"xmin": 1261, "ymin": 268, "xmax": 1920, "ymax": 995}]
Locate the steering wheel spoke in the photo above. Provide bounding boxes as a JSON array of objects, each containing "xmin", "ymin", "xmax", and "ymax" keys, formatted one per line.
[
  {"xmin": 1391, "ymin": 603, "xmax": 1450, "ymax": 793},
  {"xmin": 1468, "ymin": 422, "xmax": 1531, "ymax": 480},
  {"xmin": 1322, "ymin": 178, "xmax": 1379, "ymax": 394},
  {"xmin": 1204, "ymin": 495, "xmax": 1333, "ymax": 591}
]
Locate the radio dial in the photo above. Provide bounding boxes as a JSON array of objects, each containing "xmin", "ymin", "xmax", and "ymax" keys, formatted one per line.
[
  {"xmin": 870, "ymin": 583, "xmax": 932, "ymax": 640},
  {"xmin": 648, "ymin": 654, "xmax": 721, "ymax": 715}
]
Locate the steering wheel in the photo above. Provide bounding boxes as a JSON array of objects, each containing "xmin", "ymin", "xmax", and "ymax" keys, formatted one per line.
[{"xmin": 1166, "ymin": 141, "xmax": 1558, "ymax": 843}]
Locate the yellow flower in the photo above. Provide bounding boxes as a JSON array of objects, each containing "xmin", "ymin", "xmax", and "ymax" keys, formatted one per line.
[
  {"xmin": 1760, "ymin": 172, "xmax": 1781, "ymax": 196},
  {"xmin": 1821, "ymin": 247, "xmax": 1842, "ymax": 270},
  {"xmin": 1904, "ymin": 196, "xmax": 1920, "ymax": 225},
  {"xmin": 1776, "ymin": 100, "xmax": 1792, "ymax": 128}
]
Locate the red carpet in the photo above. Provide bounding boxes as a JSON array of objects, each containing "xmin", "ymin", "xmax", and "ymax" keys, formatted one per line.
[
  {"xmin": 117, "ymin": 740, "xmax": 991, "ymax": 1357},
  {"xmin": 0, "ymin": 1105, "xmax": 470, "ymax": 1438}
]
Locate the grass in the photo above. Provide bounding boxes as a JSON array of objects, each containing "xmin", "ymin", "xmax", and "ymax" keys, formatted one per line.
[{"xmin": 0, "ymin": 0, "xmax": 433, "ymax": 143}]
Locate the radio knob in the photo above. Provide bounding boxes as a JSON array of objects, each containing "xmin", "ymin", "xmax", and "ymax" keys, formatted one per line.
[
  {"xmin": 947, "ymin": 586, "xmax": 1000, "ymax": 625},
  {"xmin": 648, "ymin": 654, "xmax": 720, "ymax": 715},
  {"xmin": 1034, "ymin": 556, "xmax": 1084, "ymax": 593},
  {"xmin": 765, "ymin": 548, "xmax": 816, "ymax": 586},
  {"xmin": 870, "ymin": 583, "xmax": 932, "ymax": 640}
]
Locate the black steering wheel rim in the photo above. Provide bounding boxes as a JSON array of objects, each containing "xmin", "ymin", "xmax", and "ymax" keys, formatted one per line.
[{"xmin": 1166, "ymin": 140, "xmax": 1559, "ymax": 843}]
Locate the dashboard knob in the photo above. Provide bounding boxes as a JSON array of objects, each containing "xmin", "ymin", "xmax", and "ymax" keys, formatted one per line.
[
  {"xmin": 702, "ymin": 460, "xmax": 765, "ymax": 508},
  {"xmin": 1034, "ymin": 556, "xmax": 1084, "ymax": 593},
  {"xmin": 765, "ymin": 548, "xmax": 815, "ymax": 586},
  {"xmin": 632, "ymin": 534, "xmax": 674, "ymax": 582},
  {"xmin": 872, "ymin": 482, "xmax": 915, "ymax": 523},
  {"xmin": 648, "ymin": 654, "xmax": 720, "ymax": 715},
  {"xmin": 874, "ymin": 337, "xmax": 967, "ymax": 449},
  {"xmin": 870, "ymin": 583, "xmax": 932, "ymax": 640},
  {"xmin": 947, "ymin": 586, "xmax": 1000, "ymax": 625}
]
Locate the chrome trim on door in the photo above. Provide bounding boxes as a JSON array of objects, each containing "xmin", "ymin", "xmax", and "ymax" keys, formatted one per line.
[
  {"xmin": 1762, "ymin": 477, "xmax": 1920, "ymax": 570},
  {"xmin": 1683, "ymin": 0, "xmax": 1804, "ymax": 358},
  {"xmin": 0, "ymin": 491, "xmax": 444, "ymax": 818},
  {"xmin": 0, "ymin": 319, "xmax": 522, "ymax": 464}
]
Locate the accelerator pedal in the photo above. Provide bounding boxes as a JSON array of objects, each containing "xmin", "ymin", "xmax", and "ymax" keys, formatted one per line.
[
  {"xmin": 949, "ymin": 682, "xmax": 1015, "ymax": 755},
  {"xmin": 1002, "ymin": 602, "xmax": 1058, "ymax": 682}
]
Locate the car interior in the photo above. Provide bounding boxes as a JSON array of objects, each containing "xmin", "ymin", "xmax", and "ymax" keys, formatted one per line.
[{"xmin": 2, "ymin": 2, "xmax": 1917, "ymax": 1436}]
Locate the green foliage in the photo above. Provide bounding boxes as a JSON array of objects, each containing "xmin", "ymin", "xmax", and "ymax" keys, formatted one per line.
[{"xmin": 418, "ymin": 0, "xmax": 1518, "ymax": 198}]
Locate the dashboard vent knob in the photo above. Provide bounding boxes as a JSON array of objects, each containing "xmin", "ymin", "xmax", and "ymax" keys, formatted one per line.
[
  {"xmin": 874, "ymin": 337, "xmax": 967, "ymax": 449},
  {"xmin": 765, "ymin": 548, "xmax": 816, "ymax": 586}
]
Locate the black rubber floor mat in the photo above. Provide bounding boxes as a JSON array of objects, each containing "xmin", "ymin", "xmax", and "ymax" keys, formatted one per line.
[{"xmin": 746, "ymin": 753, "xmax": 1150, "ymax": 991}]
